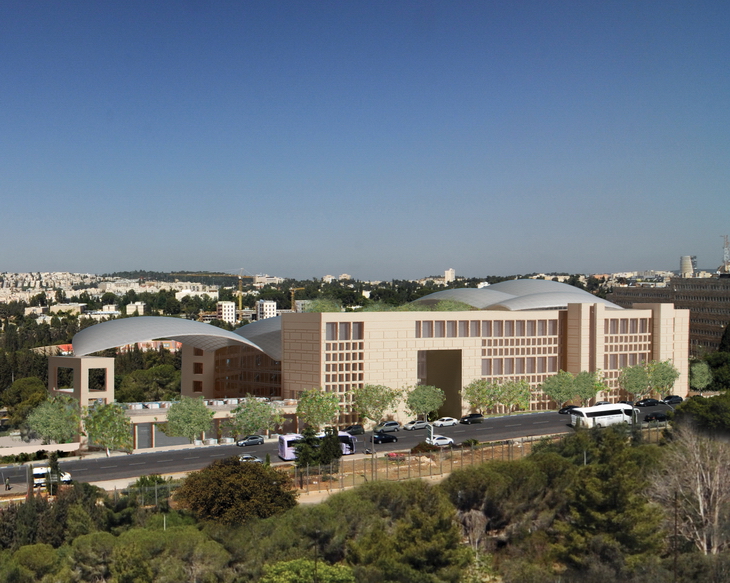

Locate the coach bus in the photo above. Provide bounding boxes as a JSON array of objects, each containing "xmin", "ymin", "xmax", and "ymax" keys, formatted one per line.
[
  {"xmin": 277, "ymin": 432, "xmax": 357, "ymax": 461},
  {"xmin": 570, "ymin": 403, "xmax": 635, "ymax": 429}
]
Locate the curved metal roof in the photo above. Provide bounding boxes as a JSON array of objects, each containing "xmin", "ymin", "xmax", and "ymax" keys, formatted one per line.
[
  {"xmin": 412, "ymin": 288, "xmax": 516, "ymax": 309},
  {"xmin": 487, "ymin": 291, "xmax": 621, "ymax": 311},
  {"xmin": 487, "ymin": 278, "xmax": 579, "ymax": 295},
  {"xmin": 413, "ymin": 279, "xmax": 622, "ymax": 311},
  {"xmin": 233, "ymin": 316, "xmax": 283, "ymax": 361},
  {"xmin": 72, "ymin": 316, "xmax": 266, "ymax": 357}
]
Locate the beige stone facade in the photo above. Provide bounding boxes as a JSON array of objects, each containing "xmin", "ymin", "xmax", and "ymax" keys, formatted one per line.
[{"xmin": 181, "ymin": 302, "xmax": 690, "ymax": 424}]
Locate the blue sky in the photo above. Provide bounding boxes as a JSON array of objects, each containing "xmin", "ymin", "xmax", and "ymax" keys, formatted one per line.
[{"xmin": 1, "ymin": 1, "xmax": 728, "ymax": 280}]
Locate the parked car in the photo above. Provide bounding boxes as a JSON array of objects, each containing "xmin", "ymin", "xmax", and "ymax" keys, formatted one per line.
[
  {"xmin": 238, "ymin": 454, "xmax": 263, "ymax": 463},
  {"xmin": 663, "ymin": 395, "xmax": 684, "ymax": 405},
  {"xmin": 635, "ymin": 398, "xmax": 661, "ymax": 407},
  {"xmin": 594, "ymin": 401, "xmax": 611, "ymax": 406},
  {"xmin": 459, "ymin": 413, "xmax": 484, "ymax": 425},
  {"xmin": 618, "ymin": 400, "xmax": 634, "ymax": 405},
  {"xmin": 433, "ymin": 417, "xmax": 458, "ymax": 427},
  {"xmin": 371, "ymin": 432, "xmax": 398, "ymax": 444},
  {"xmin": 343, "ymin": 424, "xmax": 364, "ymax": 435},
  {"xmin": 558, "ymin": 405, "xmax": 579, "ymax": 415},
  {"xmin": 236, "ymin": 435, "xmax": 265, "ymax": 447},
  {"xmin": 644, "ymin": 411, "xmax": 669, "ymax": 423},
  {"xmin": 374, "ymin": 421, "xmax": 401, "ymax": 432},
  {"xmin": 403, "ymin": 420, "xmax": 429, "ymax": 431},
  {"xmin": 426, "ymin": 435, "xmax": 454, "ymax": 447}
]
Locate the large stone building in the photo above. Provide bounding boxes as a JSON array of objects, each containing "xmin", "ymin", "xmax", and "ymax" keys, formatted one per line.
[
  {"xmin": 609, "ymin": 275, "xmax": 730, "ymax": 355},
  {"xmin": 71, "ymin": 280, "xmax": 690, "ymax": 425}
]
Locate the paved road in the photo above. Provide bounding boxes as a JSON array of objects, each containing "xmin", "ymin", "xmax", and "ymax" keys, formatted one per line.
[{"xmin": 0, "ymin": 405, "xmax": 673, "ymax": 489}]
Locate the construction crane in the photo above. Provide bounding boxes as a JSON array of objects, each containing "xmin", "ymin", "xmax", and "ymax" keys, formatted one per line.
[{"xmin": 290, "ymin": 287, "xmax": 305, "ymax": 312}]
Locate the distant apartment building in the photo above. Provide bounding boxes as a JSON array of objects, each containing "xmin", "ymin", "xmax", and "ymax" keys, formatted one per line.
[
  {"xmin": 126, "ymin": 302, "xmax": 146, "ymax": 316},
  {"xmin": 256, "ymin": 300, "xmax": 277, "ymax": 320},
  {"xmin": 444, "ymin": 268, "xmax": 456, "ymax": 283},
  {"xmin": 609, "ymin": 275, "xmax": 730, "ymax": 354},
  {"xmin": 217, "ymin": 301, "xmax": 237, "ymax": 325},
  {"xmin": 49, "ymin": 303, "xmax": 86, "ymax": 315}
]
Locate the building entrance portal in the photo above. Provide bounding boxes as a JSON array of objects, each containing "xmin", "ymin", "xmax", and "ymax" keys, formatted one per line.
[{"xmin": 418, "ymin": 350, "xmax": 462, "ymax": 418}]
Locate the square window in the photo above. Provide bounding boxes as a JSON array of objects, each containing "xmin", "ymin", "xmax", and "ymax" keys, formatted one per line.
[
  {"xmin": 482, "ymin": 321, "xmax": 492, "ymax": 336},
  {"xmin": 422, "ymin": 321, "xmax": 433, "ymax": 338},
  {"xmin": 193, "ymin": 362, "xmax": 204, "ymax": 375},
  {"xmin": 193, "ymin": 381, "xmax": 203, "ymax": 393}
]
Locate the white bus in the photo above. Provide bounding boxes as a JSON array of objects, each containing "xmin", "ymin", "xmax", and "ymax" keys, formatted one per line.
[
  {"xmin": 570, "ymin": 403, "xmax": 635, "ymax": 429},
  {"xmin": 277, "ymin": 432, "xmax": 357, "ymax": 461},
  {"xmin": 32, "ymin": 466, "xmax": 72, "ymax": 487}
]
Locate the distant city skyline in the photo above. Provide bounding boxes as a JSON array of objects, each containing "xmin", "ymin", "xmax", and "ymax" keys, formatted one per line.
[{"xmin": 1, "ymin": 2, "xmax": 728, "ymax": 280}]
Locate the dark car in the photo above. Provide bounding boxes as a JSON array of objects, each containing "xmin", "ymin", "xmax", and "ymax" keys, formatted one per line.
[
  {"xmin": 460, "ymin": 413, "xmax": 484, "ymax": 425},
  {"xmin": 343, "ymin": 424, "xmax": 364, "ymax": 435},
  {"xmin": 371, "ymin": 432, "xmax": 398, "ymax": 444},
  {"xmin": 635, "ymin": 398, "xmax": 661, "ymax": 407},
  {"xmin": 644, "ymin": 411, "xmax": 669, "ymax": 423},
  {"xmin": 663, "ymin": 395, "xmax": 684, "ymax": 405},
  {"xmin": 558, "ymin": 405, "xmax": 579, "ymax": 415},
  {"xmin": 236, "ymin": 435, "xmax": 265, "ymax": 447}
]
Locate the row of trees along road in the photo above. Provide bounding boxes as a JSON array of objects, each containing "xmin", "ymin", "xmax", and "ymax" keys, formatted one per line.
[{"xmin": 26, "ymin": 398, "xmax": 133, "ymax": 456}]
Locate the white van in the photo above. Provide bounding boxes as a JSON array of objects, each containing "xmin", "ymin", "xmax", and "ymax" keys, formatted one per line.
[{"xmin": 32, "ymin": 466, "xmax": 72, "ymax": 488}]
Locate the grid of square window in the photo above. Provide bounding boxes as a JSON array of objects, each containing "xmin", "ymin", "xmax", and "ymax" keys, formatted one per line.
[
  {"xmin": 324, "ymin": 322, "xmax": 364, "ymax": 424},
  {"xmin": 602, "ymin": 318, "xmax": 653, "ymax": 392}
]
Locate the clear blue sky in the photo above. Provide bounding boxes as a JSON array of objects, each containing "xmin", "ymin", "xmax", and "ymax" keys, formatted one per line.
[{"xmin": 1, "ymin": 1, "xmax": 728, "ymax": 280}]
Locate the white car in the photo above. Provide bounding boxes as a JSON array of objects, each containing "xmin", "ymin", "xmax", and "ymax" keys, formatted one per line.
[
  {"xmin": 426, "ymin": 435, "xmax": 454, "ymax": 447},
  {"xmin": 433, "ymin": 417, "xmax": 458, "ymax": 427}
]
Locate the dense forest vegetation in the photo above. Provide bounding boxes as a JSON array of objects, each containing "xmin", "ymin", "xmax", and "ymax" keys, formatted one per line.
[{"xmin": 1, "ymin": 424, "xmax": 730, "ymax": 582}]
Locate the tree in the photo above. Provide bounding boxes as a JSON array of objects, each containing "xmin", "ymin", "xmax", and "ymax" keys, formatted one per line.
[
  {"xmin": 648, "ymin": 360, "xmax": 680, "ymax": 395},
  {"xmin": 26, "ymin": 395, "xmax": 80, "ymax": 443},
  {"xmin": 649, "ymin": 427, "xmax": 730, "ymax": 555},
  {"xmin": 174, "ymin": 457, "xmax": 297, "ymax": 524},
  {"xmin": 163, "ymin": 397, "xmax": 213, "ymax": 443},
  {"xmin": 574, "ymin": 370, "xmax": 601, "ymax": 405},
  {"xmin": 404, "ymin": 384, "xmax": 445, "ymax": 420},
  {"xmin": 226, "ymin": 395, "xmax": 283, "ymax": 438},
  {"xmin": 719, "ymin": 324, "xmax": 730, "ymax": 353},
  {"xmin": 296, "ymin": 388, "xmax": 340, "ymax": 430},
  {"xmin": 115, "ymin": 364, "xmax": 180, "ymax": 403},
  {"xmin": 496, "ymin": 380, "xmax": 531, "ymax": 414},
  {"xmin": 618, "ymin": 362, "xmax": 650, "ymax": 399},
  {"xmin": 690, "ymin": 361, "xmax": 713, "ymax": 395},
  {"xmin": 461, "ymin": 379, "xmax": 501, "ymax": 413},
  {"xmin": 84, "ymin": 402, "xmax": 133, "ymax": 456},
  {"xmin": 352, "ymin": 383, "xmax": 401, "ymax": 426},
  {"xmin": 539, "ymin": 371, "xmax": 578, "ymax": 408},
  {"xmin": 260, "ymin": 558, "xmax": 356, "ymax": 583},
  {"xmin": 2, "ymin": 376, "xmax": 48, "ymax": 426}
]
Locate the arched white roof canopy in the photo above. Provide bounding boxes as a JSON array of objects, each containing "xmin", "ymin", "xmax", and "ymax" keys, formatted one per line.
[{"xmin": 72, "ymin": 316, "xmax": 270, "ymax": 357}]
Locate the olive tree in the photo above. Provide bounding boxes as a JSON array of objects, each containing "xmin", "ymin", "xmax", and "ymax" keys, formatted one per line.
[
  {"xmin": 404, "ymin": 384, "xmax": 445, "ymax": 421},
  {"xmin": 352, "ymin": 384, "xmax": 401, "ymax": 426},
  {"xmin": 226, "ymin": 395, "xmax": 283, "ymax": 437},
  {"xmin": 163, "ymin": 397, "xmax": 214, "ymax": 443},
  {"xmin": 462, "ymin": 379, "xmax": 500, "ymax": 414},
  {"xmin": 26, "ymin": 395, "xmax": 81, "ymax": 444},
  {"xmin": 690, "ymin": 360, "xmax": 713, "ymax": 395},
  {"xmin": 296, "ymin": 388, "xmax": 340, "ymax": 430},
  {"xmin": 84, "ymin": 402, "xmax": 133, "ymax": 456}
]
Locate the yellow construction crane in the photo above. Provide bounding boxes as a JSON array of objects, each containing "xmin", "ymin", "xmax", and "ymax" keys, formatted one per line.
[{"xmin": 290, "ymin": 287, "xmax": 305, "ymax": 312}]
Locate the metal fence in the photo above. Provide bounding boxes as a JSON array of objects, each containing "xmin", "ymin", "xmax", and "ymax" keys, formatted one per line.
[{"xmin": 289, "ymin": 423, "xmax": 669, "ymax": 496}]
